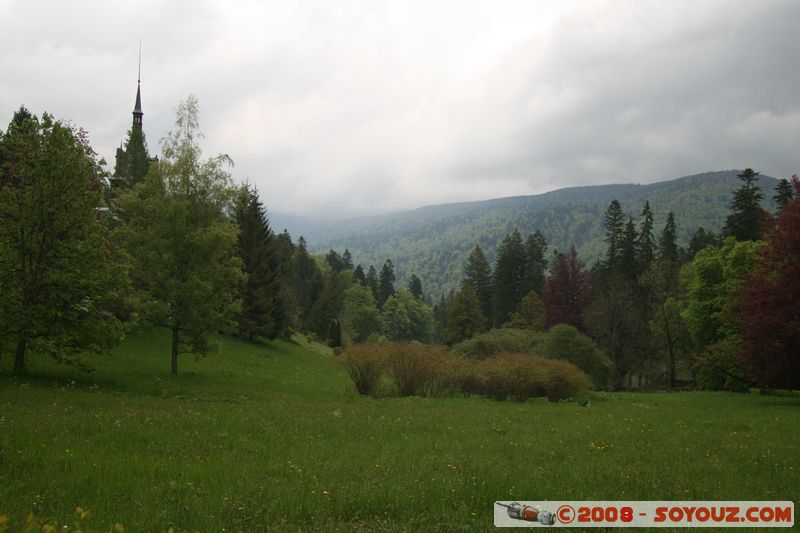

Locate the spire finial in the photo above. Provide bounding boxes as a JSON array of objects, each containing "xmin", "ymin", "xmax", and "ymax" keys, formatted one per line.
[{"xmin": 138, "ymin": 39, "xmax": 142, "ymax": 84}]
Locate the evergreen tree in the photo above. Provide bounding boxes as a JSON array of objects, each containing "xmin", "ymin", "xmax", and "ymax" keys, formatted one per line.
[
  {"xmin": 620, "ymin": 216, "xmax": 639, "ymax": 279},
  {"xmin": 1, "ymin": 108, "xmax": 128, "ymax": 376},
  {"xmin": 604, "ymin": 199, "xmax": 625, "ymax": 268},
  {"xmin": 327, "ymin": 318, "xmax": 342, "ymax": 348},
  {"xmin": 352, "ymin": 264, "xmax": 366, "ymax": 285},
  {"xmin": 492, "ymin": 230, "xmax": 527, "ymax": 326},
  {"xmin": 306, "ymin": 270, "xmax": 346, "ymax": 340},
  {"xmin": 542, "ymin": 247, "xmax": 591, "ymax": 331},
  {"xmin": 463, "ymin": 244, "xmax": 493, "ymax": 327},
  {"xmin": 507, "ymin": 290, "xmax": 546, "ymax": 331},
  {"xmin": 326, "ymin": 249, "xmax": 343, "ymax": 272},
  {"xmin": 637, "ymin": 201, "xmax": 655, "ymax": 272},
  {"xmin": 687, "ymin": 227, "xmax": 720, "ymax": 260},
  {"xmin": 341, "ymin": 248, "xmax": 354, "ymax": 270},
  {"xmin": 378, "ymin": 259, "xmax": 396, "ymax": 308},
  {"xmin": 658, "ymin": 212, "xmax": 679, "ymax": 263},
  {"xmin": 366, "ymin": 265, "xmax": 379, "ymax": 302},
  {"xmin": 407, "ymin": 274, "xmax": 424, "ymax": 300},
  {"xmin": 233, "ymin": 184, "xmax": 280, "ymax": 340},
  {"xmin": 272, "ymin": 230, "xmax": 297, "ymax": 333},
  {"xmin": 294, "ymin": 237, "xmax": 322, "ymax": 322},
  {"xmin": 444, "ymin": 282, "xmax": 486, "ymax": 345},
  {"xmin": 524, "ymin": 231, "xmax": 549, "ymax": 295},
  {"xmin": 722, "ymin": 168, "xmax": 764, "ymax": 241},
  {"xmin": 773, "ymin": 177, "xmax": 795, "ymax": 215},
  {"xmin": 118, "ymin": 96, "xmax": 242, "ymax": 375}
]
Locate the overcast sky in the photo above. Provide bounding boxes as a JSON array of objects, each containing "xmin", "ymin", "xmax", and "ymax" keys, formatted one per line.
[{"xmin": 1, "ymin": 0, "xmax": 798, "ymax": 217}]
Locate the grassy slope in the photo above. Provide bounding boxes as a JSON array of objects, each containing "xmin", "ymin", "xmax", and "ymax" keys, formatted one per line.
[{"xmin": 1, "ymin": 329, "xmax": 798, "ymax": 531}]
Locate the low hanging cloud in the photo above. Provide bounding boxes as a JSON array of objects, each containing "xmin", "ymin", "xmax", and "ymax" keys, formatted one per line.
[{"xmin": 1, "ymin": 0, "xmax": 797, "ymax": 217}]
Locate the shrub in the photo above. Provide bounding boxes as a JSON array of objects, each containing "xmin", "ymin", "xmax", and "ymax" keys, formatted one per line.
[
  {"xmin": 474, "ymin": 354, "xmax": 548, "ymax": 401},
  {"xmin": 544, "ymin": 359, "xmax": 593, "ymax": 402},
  {"xmin": 538, "ymin": 324, "xmax": 611, "ymax": 388},
  {"xmin": 381, "ymin": 342, "xmax": 449, "ymax": 396},
  {"xmin": 451, "ymin": 328, "xmax": 542, "ymax": 358},
  {"xmin": 338, "ymin": 344, "xmax": 384, "ymax": 396}
]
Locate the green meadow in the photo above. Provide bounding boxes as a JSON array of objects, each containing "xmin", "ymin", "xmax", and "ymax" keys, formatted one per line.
[{"xmin": 1, "ymin": 328, "xmax": 798, "ymax": 531}]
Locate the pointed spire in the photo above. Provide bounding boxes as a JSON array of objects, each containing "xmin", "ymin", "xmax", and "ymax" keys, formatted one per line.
[{"xmin": 133, "ymin": 41, "xmax": 143, "ymax": 125}]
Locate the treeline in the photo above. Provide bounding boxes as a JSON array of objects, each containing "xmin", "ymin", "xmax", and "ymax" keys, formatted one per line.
[
  {"xmin": 0, "ymin": 100, "xmax": 432, "ymax": 377},
  {"xmin": 434, "ymin": 169, "xmax": 799, "ymax": 391}
]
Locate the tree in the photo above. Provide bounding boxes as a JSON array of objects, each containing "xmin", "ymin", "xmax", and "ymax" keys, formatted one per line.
[
  {"xmin": 306, "ymin": 269, "xmax": 346, "ymax": 340},
  {"xmin": 365, "ymin": 265, "xmax": 380, "ymax": 302},
  {"xmin": 0, "ymin": 108, "xmax": 128, "ymax": 376},
  {"xmin": 740, "ymin": 177, "xmax": 800, "ymax": 389},
  {"xmin": 723, "ymin": 168, "xmax": 764, "ymax": 242},
  {"xmin": 117, "ymin": 96, "xmax": 242, "ymax": 375},
  {"xmin": 352, "ymin": 264, "xmax": 366, "ymax": 285},
  {"xmin": 492, "ymin": 230, "xmax": 527, "ymax": 326},
  {"xmin": 407, "ymin": 274, "xmax": 424, "ymax": 300},
  {"xmin": 773, "ymin": 177, "xmax": 795, "ymax": 215},
  {"xmin": 444, "ymin": 282, "xmax": 486, "ymax": 345},
  {"xmin": 294, "ymin": 237, "xmax": 322, "ymax": 323},
  {"xmin": 341, "ymin": 249, "xmax": 354, "ymax": 270},
  {"xmin": 507, "ymin": 290, "xmax": 545, "ymax": 331},
  {"xmin": 272, "ymin": 230, "xmax": 298, "ymax": 333},
  {"xmin": 341, "ymin": 284, "xmax": 382, "ymax": 344},
  {"xmin": 620, "ymin": 216, "xmax": 638, "ymax": 279},
  {"xmin": 377, "ymin": 259, "xmax": 396, "ymax": 308},
  {"xmin": 604, "ymin": 199, "xmax": 625, "ymax": 268},
  {"xmin": 325, "ymin": 249, "xmax": 343, "ymax": 272},
  {"xmin": 523, "ymin": 231, "xmax": 549, "ymax": 295},
  {"xmin": 233, "ymin": 184, "xmax": 280, "ymax": 340},
  {"xmin": 658, "ymin": 212, "xmax": 679, "ymax": 263},
  {"xmin": 637, "ymin": 201, "xmax": 655, "ymax": 272},
  {"xmin": 687, "ymin": 227, "xmax": 720, "ymax": 261},
  {"xmin": 463, "ymin": 244, "xmax": 493, "ymax": 327},
  {"xmin": 542, "ymin": 247, "xmax": 591, "ymax": 331},
  {"xmin": 381, "ymin": 289, "xmax": 433, "ymax": 342}
]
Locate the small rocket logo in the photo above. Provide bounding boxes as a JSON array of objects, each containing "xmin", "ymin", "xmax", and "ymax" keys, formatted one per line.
[{"xmin": 496, "ymin": 502, "xmax": 556, "ymax": 526}]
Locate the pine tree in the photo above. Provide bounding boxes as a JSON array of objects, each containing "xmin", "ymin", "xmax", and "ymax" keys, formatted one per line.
[
  {"xmin": 272, "ymin": 230, "xmax": 297, "ymax": 333},
  {"xmin": 492, "ymin": 230, "xmax": 527, "ymax": 327},
  {"xmin": 326, "ymin": 249, "xmax": 343, "ymax": 272},
  {"xmin": 378, "ymin": 259, "xmax": 396, "ymax": 308},
  {"xmin": 294, "ymin": 237, "xmax": 322, "ymax": 322},
  {"xmin": 604, "ymin": 199, "xmax": 625, "ymax": 268},
  {"xmin": 341, "ymin": 249, "xmax": 354, "ymax": 270},
  {"xmin": 444, "ymin": 282, "xmax": 486, "ymax": 345},
  {"xmin": 687, "ymin": 227, "xmax": 720, "ymax": 260},
  {"xmin": 463, "ymin": 244, "xmax": 493, "ymax": 327},
  {"xmin": 723, "ymin": 168, "xmax": 764, "ymax": 242},
  {"xmin": 507, "ymin": 290, "xmax": 546, "ymax": 331},
  {"xmin": 524, "ymin": 231, "xmax": 549, "ymax": 295},
  {"xmin": 233, "ymin": 184, "xmax": 280, "ymax": 340},
  {"xmin": 620, "ymin": 216, "xmax": 639, "ymax": 279},
  {"xmin": 352, "ymin": 264, "xmax": 366, "ymax": 285},
  {"xmin": 407, "ymin": 274, "xmax": 424, "ymax": 300},
  {"xmin": 658, "ymin": 212, "xmax": 679, "ymax": 263},
  {"xmin": 366, "ymin": 265, "xmax": 379, "ymax": 302},
  {"xmin": 637, "ymin": 201, "xmax": 655, "ymax": 272},
  {"xmin": 773, "ymin": 177, "xmax": 795, "ymax": 215}
]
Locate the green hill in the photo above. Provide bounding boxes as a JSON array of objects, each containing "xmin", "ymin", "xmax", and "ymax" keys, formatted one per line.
[{"xmin": 297, "ymin": 170, "xmax": 779, "ymax": 298}]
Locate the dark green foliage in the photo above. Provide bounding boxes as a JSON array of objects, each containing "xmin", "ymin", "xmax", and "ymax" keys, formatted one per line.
[
  {"xmin": 306, "ymin": 270, "xmax": 346, "ymax": 340},
  {"xmin": 341, "ymin": 249, "xmax": 354, "ymax": 270},
  {"xmin": 380, "ymin": 289, "xmax": 433, "ymax": 342},
  {"xmin": 444, "ymin": 282, "xmax": 486, "ymax": 345},
  {"xmin": 294, "ymin": 237, "xmax": 323, "ymax": 323},
  {"xmin": 604, "ymin": 199, "xmax": 625, "ymax": 268},
  {"xmin": 0, "ymin": 109, "xmax": 128, "ymax": 376},
  {"xmin": 407, "ymin": 274, "xmax": 424, "ymax": 300},
  {"xmin": 327, "ymin": 318, "xmax": 342, "ymax": 348},
  {"xmin": 233, "ymin": 184, "xmax": 280, "ymax": 340},
  {"xmin": 463, "ymin": 244, "xmax": 493, "ymax": 328},
  {"xmin": 492, "ymin": 230, "xmax": 527, "ymax": 327},
  {"xmin": 365, "ymin": 265, "xmax": 379, "ymax": 302},
  {"xmin": 325, "ymin": 249, "xmax": 343, "ymax": 272},
  {"xmin": 637, "ymin": 201, "xmax": 655, "ymax": 272},
  {"xmin": 620, "ymin": 216, "xmax": 638, "ymax": 279},
  {"xmin": 377, "ymin": 259, "xmax": 395, "ymax": 308},
  {"xmin": 658, "ymin": 212, "xmax": 679, "ymax": 263},
  {"xmin": 773, "ymin": 177, "xmax": 794, "ymax": 215},
  {"xmin": 687, "ymin": 227, "xmax": 720, "ymax": 260},
  {"xmin": 723, "ymin": 168, "xmax": 764, "ymax": 242},
  {"xmin": 352, "ymin": 264, "xmax": 366, "ymax": 285},
  {"xmin": 538, "ymin": 324, "xmax": 611, "ymax": 388},
  {"xmin": 451, "ymin": 328, "xmax": 542, "ymax": 358},
  {"xmin": 523, "ymin": 231, "xmax": 549, "ymax": 295},
  {"xmin": 273, "ymin": 230, "xmax": 299, "ymax": 333},
  {"xmin": 341, "ymin": 284, "xmax": 382, "ymax": 344}
]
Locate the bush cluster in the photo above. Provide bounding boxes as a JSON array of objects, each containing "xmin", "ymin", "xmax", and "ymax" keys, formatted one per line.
[
  {"xmin": 339, "ymin": 343, "xmax": 591, "ymax": 402},
  {"xmin": 451, "ymin": 328, "xmax": 542, "ymax": 358}
]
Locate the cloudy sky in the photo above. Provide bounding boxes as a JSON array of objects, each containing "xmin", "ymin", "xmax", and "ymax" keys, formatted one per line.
[{"xmin": 1, "ymin": 0, "xmax": 798, "ymax": 217}]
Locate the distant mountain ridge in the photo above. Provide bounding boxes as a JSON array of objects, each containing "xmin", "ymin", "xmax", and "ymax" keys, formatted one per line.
[{"xmin": 275, "ymin": 170, "xmax": 779, "ymax": 299}]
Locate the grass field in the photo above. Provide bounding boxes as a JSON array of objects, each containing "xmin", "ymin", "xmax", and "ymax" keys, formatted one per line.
[{"xmin": 1, "ymin": 328, "xmax": 798, "ymax": 531}]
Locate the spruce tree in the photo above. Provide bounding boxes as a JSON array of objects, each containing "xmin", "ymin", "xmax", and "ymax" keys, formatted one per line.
[
  {"xmin": 658, "ymin": 212, "xmax": 679, "ymax": 263},
  {"xmin": 378, "ymin": 259, "xmax": 396, "ymax": 309},
  {"xmin": 773, "ymin": 177, "xmax": 795, "ymax": 215},
  {"xmin": 294, "ymin": 237, "xmax": 323, "ymax": 323},
  {"xmin": 524, "ymin": 231, "xmax": 549, "ymax": 295},
  {"xmin": 366, "ymin": 265, "xmax": 379, "ymax": 302},
  {"xmin": 637, "ymin": 201, "xmax": 655, "ymax": 272},
  {"xmin": 604, "ymin": 199, "xmax": 625, "ymax": 268},
  {"xmin": 233, "ymin": 184, "xmax": 280, "ymax": 340},
  {"xmin": 326, "ymin": 249, "xmax": 343, "ymax": 272},
  {"xmin": 620, "ymin": 216, "xmax": 639, "ymax": 279},
  {"xmin": 341, "ymin": 248, "xmax": 354, "ymax": 270},
  {"xmin": 352, "ymin": 264, "xmax": 366, "ymax": 285},
  {"xmin": 444, "ymin": 282, "xmax": 486, "ymax": 345},
  {"xmin": 722, "ymin": 168, "xmax": 764, "ymax": 242},
  {"xmin": 407, "ymin": 274, "xmax": 424, "ymax": 300},
  {"xmin": 492, "ymin": 230, "xmax": 527, "ymax": 327},
  {"xmin": 463, "ymin": 244, "xmax": 493, "ymax": 327}
]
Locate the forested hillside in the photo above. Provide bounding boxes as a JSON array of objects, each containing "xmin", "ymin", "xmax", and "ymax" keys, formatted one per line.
[{"xmin": 289, "ymin": 171, "xmax": 778, "ymax": 298}]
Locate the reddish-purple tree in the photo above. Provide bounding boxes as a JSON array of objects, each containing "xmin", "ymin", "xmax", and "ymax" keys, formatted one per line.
[
  {"xmin": 542, "ymin": 247, "xmax": 591, "ymax": 332},
  {"xmin": 740, "ymin": 176, "xmax": 800, "ymax": 389}
]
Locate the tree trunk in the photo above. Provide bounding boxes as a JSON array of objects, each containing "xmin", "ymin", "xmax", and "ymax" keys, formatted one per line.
[
  {"xmin": 12, "ymin": 336, "xmax": 28, "ymax": 377},
  {"xmin": 171, "ymin": 327, "xmax": 179, "ymax": 376},
  {"xmin": 661, "ymin": 303, "xmax": 676, "ymax": 392}
]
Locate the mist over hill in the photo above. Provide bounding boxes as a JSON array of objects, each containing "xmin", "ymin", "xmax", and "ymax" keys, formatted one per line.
[{"xmin": 272, "ymin": 170, "xmax": 779, "ymax": 299}]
